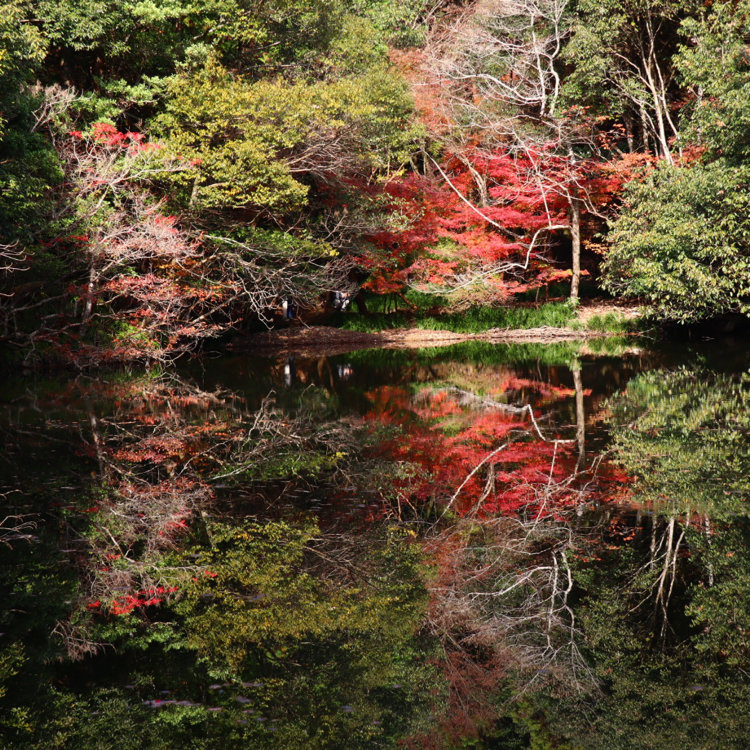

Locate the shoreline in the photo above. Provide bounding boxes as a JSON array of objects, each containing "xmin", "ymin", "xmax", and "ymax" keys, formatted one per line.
[{"xmin": 238, "ymin": 324, "xmax": 621, "ymax": 358}]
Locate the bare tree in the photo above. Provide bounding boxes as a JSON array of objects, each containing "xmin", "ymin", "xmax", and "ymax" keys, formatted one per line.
[
  {"xmin": 21, "ymin": 90, "xmax": 353, "ymax": 362},
  {"xmin": 565, "ymin": 1, "xmax": 683, "ymax": 162},
  {"xmin": 204, "ymin": 232, "xmax": 353, "ymax": 324}
]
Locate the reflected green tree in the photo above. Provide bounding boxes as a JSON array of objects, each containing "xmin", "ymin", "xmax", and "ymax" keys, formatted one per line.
[
  {"xmin": 422, "ymin": 365, "xmax": 750, "ymax": 749},
  {"xmin": 0, "ymin": 521, "xmax": 440, "ymax": 749},
  {"xmin": 531, "ymin": 367, "xmax": 750, "ymax": 749},
  {"xmin": 608, "ymin": 368, "xmax": 750, "ymax": 519}
]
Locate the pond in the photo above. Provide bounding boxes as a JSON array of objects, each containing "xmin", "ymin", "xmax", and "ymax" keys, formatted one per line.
[{"xmin": 0, "ymin": 336, "xmax": 748, "ymax": 749}]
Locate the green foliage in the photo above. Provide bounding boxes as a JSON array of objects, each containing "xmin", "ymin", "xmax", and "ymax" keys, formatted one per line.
[
  {"xmin": 581, "ymin": 334, "xmax": 638, "ymax": 357},
  {"xmin": 677, "ymin": 0, "xmax": 750, "ymax": 162},
  {"xmin": 176, "ymin": 521, "xmax": 428, "ymax": 672},
  {"xmin": 545, "ymin": 515, "xmax": 750, "ymax": 750},
  {"xmin": 155, "ymin": 58, "xmax": 418, "ymax": 215},
  {"xmin": 414, "ymin": 302, "xmax": 576, "ymax": 333},
  {"xmin": 0, "ymin": 2, "xmax": 46, "ymax": 131},
  {"xmin": 586, "ymin": 1, "xmax": 750, "ymax": 323},
  {"xmin": 31, "ymin": 0, "xmax": 435, "ymax": 89},
  {"xmin": 562, "ymin": 0, "xmax": 697, "ymax": 118},
  {"xmin": 607, "ymin": 368, "xmax": 750, "ymax": 518},
  {"xmin": 0, "ymin": 127, "xmax": 62, "ymax": 243},
  {"xmin": 603, "ymin": 161, "xmax": 750, "ymax": 321},
  {"xmin": 0, "ymin": 646, "xmax": 24, "ymax": 700},
  {"xmin": 177, "ymin": 521, "xmax": 328, "ymax": 672},
  {"xmin": 0, "ymin": 3, "xmax": 60, "ymax": 242},
  {"xmin": 359, "ymin": 0, "xmax": 441, "ymax": 48},
  {"xmin": 0, "ymin": 518, "xmax": 439, "ymax": 749},
  {"xmin": 32, "ymin": 0, "xmax": 349, "ymax": 85},
  {"xmin": 687, "ymin": 522, "xmax": 750, "ymax": 671},
  {"xmin": 322, "ymin": 13, "xmax": 390, "ymax": 74}
]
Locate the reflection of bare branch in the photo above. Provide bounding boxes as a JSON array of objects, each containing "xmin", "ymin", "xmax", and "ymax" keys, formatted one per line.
[
  {"xmin": 52, "ymin": 620, "xmax": 108, "ymax": 661},
  {"xmin": 433, "ymin": 390, "xmax": 577, "ymax": 519},
  {"xmin": 0, "ymin": 512, "xmax": 37, "ymax": 547},
  {"xmin": 628, "ymin": 514, "xmax": 687, "ymax": 644},
  {"xmin": 416, "ymin": 386, "xmax": 531, "ymax": 415},
  {"xmin": 428, "ymin": 512, "xmax": 600, "ymax": 723}
]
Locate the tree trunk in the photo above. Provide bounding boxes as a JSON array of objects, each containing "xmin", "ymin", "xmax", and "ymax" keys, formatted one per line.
[
  {"xmin": 640, "ymin": 105, "xmax": 651, "ymax": 153},
  {"xmin": 354, "ymin": 289, "xmax": 369, "ymax": 315},
  {"xmin": 651, "ymin": 90, "xmax": 673, "ymax": 163},
  {"xmin": 624, "ymin": 113, "xmax": 635, "ymax": 153},
  {"xmin": 569, "ymin": 196, "xmax": 581, "ymax": 302},
  {"xmin": 644, "ymin": 58, "xmax": 673, "ymax": 164},
  {"xmin": 573, "ymin": 364, "xmax": 585, "ymax": 471},
  {"xmin": 455, "ymin": 153, "xmax": 489, "ymax": 207}
]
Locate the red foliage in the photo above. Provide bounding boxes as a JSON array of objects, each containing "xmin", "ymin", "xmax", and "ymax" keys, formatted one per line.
[
  {"xmin": 108, "ymin": 586, "xmax": 180, "ymax": 616},
  {"xmin": 88, "ymin": 122, "xmax": 161, "ymax": 153},
  {"xmin": 363, "ymin": 376, "xmax": 622, "ymax": 518},
  {"xmin": 364, "ymin": 144, "xmax": 625, "ymax": 296}
]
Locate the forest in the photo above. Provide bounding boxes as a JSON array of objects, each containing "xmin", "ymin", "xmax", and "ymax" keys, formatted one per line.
[
  {"xmin": 0, "ymin": 2, "xmax": 749, "ymax": 750},
  {"xmin": 1, "ymin": 0, "xmax": 749, "ymax": 366}
]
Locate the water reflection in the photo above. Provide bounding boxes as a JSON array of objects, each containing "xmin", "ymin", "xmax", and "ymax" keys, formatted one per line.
[
  {"xmin": 526, "ymin": 364, "xmax": 750, "ymax": 750},
  {"xmin": 0, "ymin": 342, "xmax": 747, "ymax": 748}
]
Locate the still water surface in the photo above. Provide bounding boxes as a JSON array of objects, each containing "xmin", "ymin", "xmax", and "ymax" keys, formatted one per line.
[{"xmin": 0, "ymin": 338, "xmax": 748, "ymax": 748}]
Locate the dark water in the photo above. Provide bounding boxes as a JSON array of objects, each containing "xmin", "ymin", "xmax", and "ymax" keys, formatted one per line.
[{"xmin": 0, "ymin": 338, "xmax": 748, "ymax": 749}]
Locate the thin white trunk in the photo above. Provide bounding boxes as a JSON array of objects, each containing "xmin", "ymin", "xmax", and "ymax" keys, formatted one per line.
[{"xmin": 569, "ymin": 194, "xmax": 581, "ymax": 301}]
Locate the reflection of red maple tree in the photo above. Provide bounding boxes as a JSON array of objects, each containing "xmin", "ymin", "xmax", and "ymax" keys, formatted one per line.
[
  {"xmin": 364, "ymin": 376, "xmax": 622, "ymax": 517},
  {"xmin": 378, "ymin": 372, "xmax": 632, "ymax": 747}
]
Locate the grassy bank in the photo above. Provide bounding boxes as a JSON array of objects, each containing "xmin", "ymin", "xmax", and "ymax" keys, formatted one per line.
[
  {"xmin": 339, "ymin": 300, "xmax": 577, "ymax": 333},
  {"xmin": 331, "ymin": 288, "xmax": 646, "ymax": 336}
]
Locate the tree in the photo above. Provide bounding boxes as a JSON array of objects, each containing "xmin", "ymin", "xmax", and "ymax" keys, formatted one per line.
[
  {"xmin": 0, "ymin": 0, "xmax": 435, "ymax": 359},
  {"xmin": 32, "ymin": 0, "xmax": 349, "ymax": 88},
  {"xmin": 38, "ymin": 121, "xmax": 242, "ymax": 364},
  {"xmin": 0, "ymin": 2, "xmax": 59, "ymax": 244},
  {"xmin": 154, "ymin": 58, "xmax": 418, "ymax": 218},
  {"xmin": 599, "ymin": 1, "xmax": 750, "ymax": 322},
  {"xmin": 676, "ymin": 0, "xmax": 750, "ymax": 164},
  {"xmin": 602, "ymin": 161, "xmax": 750, "ymax": 322},
  {"xmin": 421, "ymin": 0, "xmax": 624, "ymax": 301},
  {"xmin": 562, "ymin": 0, "xmax": 701, "ymax": 162}
]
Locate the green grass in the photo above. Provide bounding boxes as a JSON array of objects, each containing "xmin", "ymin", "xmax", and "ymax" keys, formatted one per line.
[
  {"xmin": 339, "ymin": 301, "xmax": 576, "ymax": 334},
  {"xmin": 351, "ymin": 290, "xmax": 450, "ymax": 315},
  {"xmin": 339, "ymin": 311, "xmax": 412, "ymax": 331}
]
